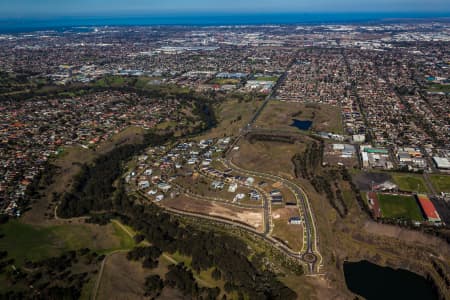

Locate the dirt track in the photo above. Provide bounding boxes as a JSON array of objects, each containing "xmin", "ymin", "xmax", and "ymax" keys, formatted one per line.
[{"xmin": 163, "ymin": 196, "xmax": 264, "ymax": 231}]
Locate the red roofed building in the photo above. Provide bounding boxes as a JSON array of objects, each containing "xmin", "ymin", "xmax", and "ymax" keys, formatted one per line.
[{"xmin": 416, "ymin": 194, "xmax": 441, "ymax": 222}]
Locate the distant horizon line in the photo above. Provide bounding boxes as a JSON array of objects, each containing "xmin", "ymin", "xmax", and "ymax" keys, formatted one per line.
[
  {"xmin": 2, "ymin": 11, "xmax": 450, "ymax": 20},
  {"xmin": 1, "ymin": 12, "xmax": 450, "ymax": 33}
]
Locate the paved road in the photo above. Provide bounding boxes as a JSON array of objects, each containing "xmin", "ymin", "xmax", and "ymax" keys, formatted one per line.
[
  {"xmin": 160, "ymin": 204, "xmax": 318, "ymax": 273},
  {"xmin": 134, "ymin": 53, "xmax": 322, "ymax": 272},
  {"xmin": 247, "ymin": 57, "xmax": 292, "ymax": 127},
  {"xmin": 225, "ymin": 54, "xmax": 296, "ymax": 156},
  {"xmin": 195, "ymin": 163, "xmax": 273, "ymax": 234},
  {"xmin": 222, "ymin": 53, "xmax": 322, "ymax": 273},
  {"xmin": 173, "ymin": 182, "xmax": 263, "ymax": 209},
  {"xmin": 423, "ymin": 172, "xmax": 438, "ymax": 196},
  {"xmin": 222, "ymin": 159, "xmax": 322, "ymax": 273},
  {"xmin": 138, "ymin": 160, "xmax": 322, "ymax": 273}
]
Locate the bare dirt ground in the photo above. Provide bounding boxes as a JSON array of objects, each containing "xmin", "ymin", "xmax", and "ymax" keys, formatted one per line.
[
  {"xmin": 97, "ymin": 252, "xmax": 152, "ymax": 300},
  {"xmin": 272, "ymin": 207, "xmax": 303, "ymax": 251},
  {"xmin": 232, "ymin": 139, "xmax": 305, "ymax": 178},
  {"xmin": 158, "ymin": 288, "xmax": 188, "ymax": 300},
  {"xmin": 305, "ymin": 276, "xmax": 352, "ymax": 300},
  {"xmin": 163, "ymin": 196, "xmax": 264, "ymax": 231}
]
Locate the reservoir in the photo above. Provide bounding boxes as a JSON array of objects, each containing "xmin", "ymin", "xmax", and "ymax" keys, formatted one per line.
[
  {"xmin": 344, "ymin": 260, "xmax": 438, "ymax": 300},
  {"xmin": 290, "ymin": 119, "xmax": 313, "ymax": 131}
]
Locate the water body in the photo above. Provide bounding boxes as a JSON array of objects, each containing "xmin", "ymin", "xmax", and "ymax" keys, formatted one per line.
[
  {"xmin": 291, "ymin": 119, "xmax": 312, "ymax": 131},
  {"xmin": 1, "ymin": 12, "xmax": 450, "ymax": 33},
  {"xmin": 344, "ymin": 260, "xmax": 438, "ymax": 300}
]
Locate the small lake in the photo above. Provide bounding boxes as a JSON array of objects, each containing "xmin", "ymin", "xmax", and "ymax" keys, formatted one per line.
[
  {"xmin": 344, "ymin": 260, "xmax": 438, "ymax": 300},
  {"xmin": 290, "ymin": 119, "xmax": 313, "ymax": 131}
]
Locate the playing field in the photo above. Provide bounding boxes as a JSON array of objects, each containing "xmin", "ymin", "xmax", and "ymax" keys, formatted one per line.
[
  {"xmin": 429, "ymin": 175, "xmax": 450, "ymax": 193},
  {"xmin": 391, "ymin": 173, "xmax": 429, "ymax": 193},
  {"xmin": 378, "ymin": 193, "xmax": 424, "ymax": 221}
]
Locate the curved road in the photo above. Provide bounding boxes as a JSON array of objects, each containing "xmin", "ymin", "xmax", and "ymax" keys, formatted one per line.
[
  {"xmin": 221, "ymin": 159, "xmax": 322, "ymax": 273},
  {"xmin": 221, "ymin": 53, "xmax": 322, "ymax": 272},
  {"xmin": 135, "ymin": 57, "xmax": 322, "ymax": 272},
  {"xmin": 196, "ymin": 169, "xmax": 272, "ymax": 234},
  {"xmin": 159, "ymin": 203, "xmax": 317, "ymax": 273},
  {"xmin": 143, "ymin": 158, "xmax": 322, "ymax": 273}
]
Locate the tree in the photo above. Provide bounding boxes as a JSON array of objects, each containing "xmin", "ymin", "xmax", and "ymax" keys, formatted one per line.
[{"xmin": 144, "ymin": 275, "xmax": 164, "ymax": 298}]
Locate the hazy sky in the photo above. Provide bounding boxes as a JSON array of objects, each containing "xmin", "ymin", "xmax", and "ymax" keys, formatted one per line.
[{"xmin": 1, "ymin": 0, "xmax": 449, "ymax": 18}]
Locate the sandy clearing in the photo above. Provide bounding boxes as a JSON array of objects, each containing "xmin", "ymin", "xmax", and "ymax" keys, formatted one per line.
[{"xmin": 163, "ymin": 196, "xmax": 264, "ymax": 231}]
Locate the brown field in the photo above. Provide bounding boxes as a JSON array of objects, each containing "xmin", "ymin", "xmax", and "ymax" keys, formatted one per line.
[
  {"xmin": 363, "ymin": 221, "xmax": 450, "ymax": 257},
  {"xmin": 271, "ymin": 207, "xmax": 304, "ymax": 252},
  {"xmin": 97, "ymin": 252, "xmax": 153, "ymax": 300},
  {"xmin": 97, "ymin": 251, "xmax": 222, "ymax": 300},
  {"xmin": 280, "ymin": 275, "xmax": 342, "ymax": 300},
  {"xmin": 196, "ymin": 96, "xmax": 263, "ymax": 140},
  {"xmin": 163, "ymin": 196, "xmax": 264, "ymax": 231},
  {"xmin": 232, "ymin": 139, "xmax": 305, "ymax": 178},
  {"xmin": 254, "ymin": 100, "xmax": 343, "ymax": 134},
  {"xmin": 97, "ymin": 126, "xmax": 146, "ymax": 154}
]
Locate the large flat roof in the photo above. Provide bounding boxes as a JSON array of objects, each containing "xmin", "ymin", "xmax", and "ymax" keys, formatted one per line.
[{"xmin": 433, "ymin": 157, "xmax": 450, "ymax": 169}]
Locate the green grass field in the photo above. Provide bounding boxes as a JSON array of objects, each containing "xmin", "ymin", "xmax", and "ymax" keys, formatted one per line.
[
  {"xmin": 378, "ymin": 193, "xmax": 424, "ymax": 221},
  {"xmin": 427, "ymin": 83, "xmax": 450, "ymax": 93},
  {"xmin": 391, "ymin": 173, "xmax": 429, "ymax": 193},
  {"xmin": 110, "ymin": 220, "xmax": 136, "ymax": 250},
  {"xmin": 0, "ymin": 221, "xmax": 61, "ymax": 265},
  {"xmin": 254, "ymin": 76, "xmax": 278, "ymax": 82},
  {"xmin": 0, "ymin": 220, "xmax": 135, "ymax": 266},
  {"xmin": 429, "ymin": 175, "xmax": 450, "ymax": 193}
]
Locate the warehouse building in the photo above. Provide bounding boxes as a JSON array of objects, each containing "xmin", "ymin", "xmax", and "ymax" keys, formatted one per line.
[{"xmin": 433, "ymin": 157, "xmax": 450, "ymax": 170}]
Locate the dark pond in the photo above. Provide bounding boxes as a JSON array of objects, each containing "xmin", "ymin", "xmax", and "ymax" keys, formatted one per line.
[
  {"xmin": 344, "ymin": 260, "xmax": 438, "ymax": 300},
  {"xmin": 290, "ymin": 119, "xmax": 313, "ymax": 130}
]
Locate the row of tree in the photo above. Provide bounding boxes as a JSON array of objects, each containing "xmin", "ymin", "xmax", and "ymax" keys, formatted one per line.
[{"xmin": 291, "ymin": 140, "xmax": 323, "ymax": 180}]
